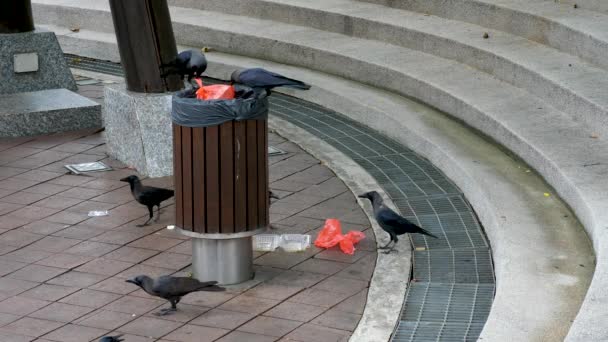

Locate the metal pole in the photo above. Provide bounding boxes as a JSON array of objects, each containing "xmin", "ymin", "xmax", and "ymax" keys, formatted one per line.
[
  {"xmin": 0, "ymin": 0, "xmax": 35, "ymax": 34},
  {"xmin": 108, "ymin": 0, "xmax": 183, "ymax": 93}
]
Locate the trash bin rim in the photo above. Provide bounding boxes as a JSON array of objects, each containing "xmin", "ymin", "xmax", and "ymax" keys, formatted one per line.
[{"xmin": 173, "ymin": 226, "xmax": 266, "ymax": 239}]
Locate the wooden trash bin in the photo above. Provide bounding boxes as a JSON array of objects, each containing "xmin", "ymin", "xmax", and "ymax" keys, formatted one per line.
[{"xmin": 171, "ymin": 87, "xmax": 269, "ymax": 285}]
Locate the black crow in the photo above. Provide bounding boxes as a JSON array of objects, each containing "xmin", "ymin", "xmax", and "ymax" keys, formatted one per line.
[
  {"xmin": 230, "ymin": 68, "xmax": 311, "ymax": 94},
  {"xmin": 120, "ymin": 175, "xmax": 175, "ymax": 227},
  {"xmin": 358, "ymin": 191, "xmax": 438, "ymax": 253},
  {"xmin": 161, "ymin": 49, "xmax": 207, "ymax": 82},
  {"xmin": 126, "ymin": 275, "xmax": 224, "ymax": 315},
  {"xmin": 99, "ymin": 335, "xmax": 124, "ymax": 342}
]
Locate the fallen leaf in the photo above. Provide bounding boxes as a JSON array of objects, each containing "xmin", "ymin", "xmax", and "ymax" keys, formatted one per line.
[
  {"xmin": 69, "ymin": 26, "xmax": 80, "ymax": 32},
  {"xmin": 590, "ymin": 133, "xmax": 599, "ymax": 138},
  {"xmin": 544, "ymin": 193, "xmax": 550, "ymax": 197}
]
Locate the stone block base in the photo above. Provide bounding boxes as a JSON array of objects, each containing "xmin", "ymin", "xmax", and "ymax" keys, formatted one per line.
[
  {"xmin": 0, "ymin": 89, "xmax": 101, "ymax": 137},
  {"xmin": 103, "ymin": 84, "xmax": 173, "ymax": 177}
]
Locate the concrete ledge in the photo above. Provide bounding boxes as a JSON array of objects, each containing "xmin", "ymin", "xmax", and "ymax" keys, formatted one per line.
[
  {"xmin": 102, "ymin": 84, "xmax": 173, "ymax": 177},
  {"xmin": 0, "ymin": 89, "xmax": 101, "ymax": 137}
]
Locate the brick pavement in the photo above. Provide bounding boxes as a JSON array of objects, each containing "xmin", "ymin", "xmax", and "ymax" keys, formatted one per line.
[{"xmin": 0, "ymin": 75, "xmax": 376, "ymax": 341}]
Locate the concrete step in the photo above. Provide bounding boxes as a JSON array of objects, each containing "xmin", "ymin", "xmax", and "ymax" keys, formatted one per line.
[
  {"xmin": 32, "ymin": 0, "xmax": 608, "ymax": 137},
  {"xmin": 0, "ymin": 89, "xmax": 101, "ymax": 137},
  {"xmin": 357, "ymin": 0, "xmax": 608, "ymax": 70}
]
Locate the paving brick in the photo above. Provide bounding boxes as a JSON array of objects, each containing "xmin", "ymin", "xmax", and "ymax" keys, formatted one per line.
[
  {"xmin": 104, "ymin": 247, "xmax": 159, "ymax": 264},
  {"xmin": 334, "ymin": 254, "xmax": 376, "ymax": 281},
  {"xmin": 43, "ymin": 211, "xmax": 88, "ymax": 225},
  {"xmin": 20, "ymin": 183, "xmax": 70, "ymax": 196},
  {"xmin": 47, "ymin": 271, "xmax": 108, "ymax": 288},
  {"xmin": 284, "ymin": 323, "xmax": 350, "ymax": 342},
  {"xmin": 75, "ymin": 258, "xmax": 134, "ymax": 276},
  {"xmin": 190, "ymin": 309, "xmax": 254, "ymax": 330},
  {"xmin": 51, "ymin": 225, "xmax": 104, "ymax": 240},
  {"xmin": 0, "ymin": 230, "xmax": 44, "ymax": 247},
  {"xmin": 264, "ymin": 302, "xmax": 327, "ymax": 323},
  {"xmin": 58, "ymin": 187, "xmax": 107, "ymax": 200},
  {"xmin": 103, "ymin": 295, "xmax": 163, "ymax": 315},
  {"xmin": 0, "ymin": 192, "xmax": 49, "ymax": 205},
  {"xmin": 20, "ymin": 284, "xmax": 80, "ymax": 302},
  {"xmin": 35, "ymin": 253, "xmax": 94, "ymax": 269},
  {"xmin": 245, "ymin": 283, "xmax": 304, "ymax": 301},
  {"xmin": 0, "ymin": 278, "xmax": 39, "ymax": 296},
  {"xmin": 28, "ymin": 236, "xmax": 81, "ymax": 253},
  {"xmin": 0, "ymin": 260, "xmax": 26, "ymax": 277},
  {"xmin": 332, "ymin": 289, "xmax": 367, "ymax": 315},
  {"xmin": 142, "ymin": 252, "xmax": 191, "ymax": 270},
  {"xmin": 128, "ymin": 235, "xmax": 182, "ymax": 251},
  {"xmin": 288, "ymin": 289, "xmax": 351, "ymax": 308},
  {"xmin": 267, "ymin": 271, "xmax": 327, "ymax": 288},
  {"xmin": 59, "ymin": 289, "xmax": 121, "ymax": 308},
  {"xmin": 20, "ymin": 221, "xmax": 69, "ymax": 235},
  {"xmin": 218, "ymin": 295, "xmax": 280, "ymax": 315},
  {"xmin": 0, "ymin": 296, "xmax": 50, "ymax": 315},
  {"xmin": 51, "ymin": 142, "xmax": 95, "ymax": 154},
  {"xmin": 118, "ymin": 264, "xmax": 175, "ymax": 281},
  {"xmin": 42, "ymin": 323, "xmax": 107, "ymax": 342},
  {"xmin": 13, "ymin": 170, "xmax": 63, "ymax": 183},
  {"xmin": 0, "ymin": 202, "xmax": 23, "ymax": 216},
  {"xmin": 314, "ymin": 249, "xmax": 371, "ymax": 264},
  {"xmin": 310, "ymin": 308, "xmax": 361, "ymax": 332},
  {"xmin": 65, "ymin": 201, "xmax": 116, "ymax": 214},
  {"xmin": 312, "ymin": 276, "xmax": 368, "ymax": 296},
  {"xmin": 254, "ymin": 249, "xmax": 319, "ymax": 270},
  {"xmin": 7, "ymin": 264, "xmax": 66, "ymax": 282},
  {"xmin": 29, "ymin": 302, "xmax": 95, "ymax": 323},
  {"xmin": 291, "ymin": 259, "xmax": 350, "ymax": 275},
  {"xmin": 162, "ymin": 324, "xmax": 229, "ymax": 342},
  {"xmin": 80, "ymin": 178, "xmax": 125, "ymax": 191},
  {"xmin": 238, "ymin": 316, "xmax": 301, "ymax": 338},
  {"xmin": 0, "ymin": 215, "xmax": 30, "ymax": 230},
  {"xmin": 48, "ymin": 175, "xmax": 91, "ymax": 187},
  {"xmin": 0, "ymin": 312, "xmax": 20, "ymax": 327},
  {"xmin": 118, "ymin": 316, "xmax": 182, "ymax": 338},
  {"xmin": 147, "ymin": 303, "xmax": 210, "ymax": 323},
  {"xmin": 0, "ymin": 178, "xmax": 40, "ymax": 191},
  {"xmin": 1, "ymin": 247, "xmax": 52, "ymax": 263},
  {"xmin": 75, "ymin": 309, "xmax": 137, "ymax": 330},
  {"xmin": 178, "ymin": 291, "xmax": 236, "ymax": 308},
  {"xmin": 36, "ymin": 195, "xmax": 82, "ymax": 210},
  {"xmin": 63, "ymin": 241, "xmax": 119, "ymax": 257},
  {"xmin": 216, "ymin": 331, "xmax": 278, "ymax": 342},
  {"xmin": 88, "ymin": 277, "xmax": 138, "ymax": 295},
  {"xmin": 0, "ymin": 317, "xmax": 64, "ymax": 338},
  {"xmin": 0, "ymin": 167, "xmax": 28, "ymax": 180}
]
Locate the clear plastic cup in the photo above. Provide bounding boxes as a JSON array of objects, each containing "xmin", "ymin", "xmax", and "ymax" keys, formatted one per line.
[
  {"xmin": 253, "ymin": 234, "xmax": 281, "ymax": 252},
  {"xmin": 280, "ymin": 234, "xmax": 311, "ymax": 252},
  {"xmin": 88, "ymin": 210, "xmax": 109, "ymax": 217}
]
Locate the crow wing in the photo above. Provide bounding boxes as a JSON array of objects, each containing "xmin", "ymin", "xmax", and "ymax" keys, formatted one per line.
[
  {"xmin": 135, "ymin": 187, "xmax": 174, "ymax": 206},
  {"xmin": 377, "ymin": 207, "xmax": 424, "ymax": 235},
  {"xmin": 238, "ymin": 68, "xmax": 310, "ymax": 89},
  {"xmin": 153, "ymin": 276, "xmax": 223, "ymax": 298}
]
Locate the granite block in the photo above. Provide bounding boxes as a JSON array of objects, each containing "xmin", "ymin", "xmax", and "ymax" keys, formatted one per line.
[
  {"xmin": 0, "ymin": 29, "xmax": 76, "ymax": 94},
  {"xmin": 103, "ymin": 84, "xmax": 174, "ymax": 177},
  {"xmin": 0, "ymin": 89, "xmax": 101, "ymax": 137}
]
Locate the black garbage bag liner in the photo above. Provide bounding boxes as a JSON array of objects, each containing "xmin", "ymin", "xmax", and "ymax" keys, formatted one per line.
[{"xmin": 171, "ymin": 85, "xmax": 269, "ymax": 127}]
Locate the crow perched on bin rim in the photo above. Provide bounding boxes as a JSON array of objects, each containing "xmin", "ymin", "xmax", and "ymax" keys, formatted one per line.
[
  {"xmin": 161, "ymin": 49, "xmax": 207, "ymax": 82},
  {"xmin": 126, "ymin": 275, "xmax": 224, "ymax": 316},
  {"xmin": 358, "ymin": 191, "xmax": 438, "ymax": 253},
  {"xmin": 99, "ymin": 335, "xmax": 124, "ymax": 342},
  {"xmin": 120, "ymin": 175, "xmax": 175, "ymax": 227},
  {"xmin": 230, "ymin": 68, "xmax": 311, "ymax": 93}
]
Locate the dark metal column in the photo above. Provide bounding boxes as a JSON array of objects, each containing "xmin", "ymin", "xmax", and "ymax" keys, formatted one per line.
[
  {"xmin": 0, "ymin": 1, "xmax": 35, "ymax": 34},
  {"xmin": 109, "ymin": 0, "xmax": 183, "ymax": 93}
]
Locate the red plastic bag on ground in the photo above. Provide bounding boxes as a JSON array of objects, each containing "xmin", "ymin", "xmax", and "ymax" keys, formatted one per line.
[
  {"xmin": 314, "ymin": 219, "xmax": 365, "ymax": 255},
  {"xmin": 194, "ymin": 78, "xmax": 235, "ymax": 100}
]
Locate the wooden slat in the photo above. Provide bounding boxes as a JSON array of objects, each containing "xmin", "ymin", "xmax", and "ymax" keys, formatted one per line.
[
  {"xmin": 205, "ymin": 126, "xmax": 220, "ymax": 234},
  {"xmin": 173, "ymin": 124, "xmax": 183, "ymax": 229},
  {"xmin": 220, "ymin": 122, "xmax": 235, "ymax": 234},
  {"xmin": 192, "ymin": 128, "xmax": 205, "ymax": 233},
  {"xmin": 233, "ymin": 121, "xmax": 247, "ymax": 233},
  {"xmin": 257, "ymin": 120, "xmax": 267, "ymax": 227},
  {"xmin": 181, "ymin": 127, "xmax": 193, "ymax": 231},
  {"xmin": 246, "ymin": 120, "xmax": 259, "ymax": 231}
]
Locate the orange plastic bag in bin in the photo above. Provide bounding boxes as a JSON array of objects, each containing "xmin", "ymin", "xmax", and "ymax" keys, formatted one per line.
[
  {"xmin": 194, "ymin": 78, "xmax": 235, "ymax": 100},
  {"xmin": 314, "ymin": 219, "xmax": 366, "ymax": 255}
]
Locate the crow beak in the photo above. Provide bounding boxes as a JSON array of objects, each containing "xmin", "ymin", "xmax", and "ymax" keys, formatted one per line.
[
  {"xmin": 119, "ymin": 177, "xmax": 128, "ymax": 182},
  {"xmin": 357, "ymin": 194, "xmax": 366, "ymax": 199},
  {"xmin": 125, "ymin": 279, "xmax": 137, "ymax": 285}
]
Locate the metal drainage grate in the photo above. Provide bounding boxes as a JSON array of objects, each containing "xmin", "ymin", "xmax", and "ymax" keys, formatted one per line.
[{"xmin": 67, "ymin": 54, "xmax": 495, "ymax": 341}]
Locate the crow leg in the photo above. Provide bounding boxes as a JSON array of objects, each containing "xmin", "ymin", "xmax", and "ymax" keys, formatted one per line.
[
  {"xmin": 154, "ymin": 299, "xmax": 178, "ymax": 316},
  {"xmin": 382, "ymin": 233, "xmax": 398, "ymax": 254},
  {"xmin": 154, "ymin": 205, "xmax": 161, "ymax": 222},
  {"xmin": 137, "ymin": 206, "xmax": 154, "ymax": 227},
  {"xmin": 378, "ymin": 235, "xmax": 394, "ymax": 249}
]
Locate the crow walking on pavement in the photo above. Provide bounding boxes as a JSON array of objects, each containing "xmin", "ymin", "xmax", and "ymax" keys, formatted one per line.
[
  {"xmin": 161, "ymin": 49, "xmax": 207, "ymax": 82},
  {"xmin": 358, "ymin": 191, "xmax": 438, "ymax": 253},
  {"xmin": 99, "ymin": 335, "xmax": 124, "ymax": 342},
  {"xmin": 120, "ymin": 175, "xmax": 175, "ymax": 227},
  {"xmin": 126, "ymin": 275, "xmax": 224, "ymax": 316},
  {"xmin": 231, "ymin": 68, "xmax": 310, "ymax": 94}
]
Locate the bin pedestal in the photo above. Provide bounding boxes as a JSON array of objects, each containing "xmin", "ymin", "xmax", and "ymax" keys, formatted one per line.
[{"xmin": 192, "ymin": 235, "xmax": 253, "ymax": 285}]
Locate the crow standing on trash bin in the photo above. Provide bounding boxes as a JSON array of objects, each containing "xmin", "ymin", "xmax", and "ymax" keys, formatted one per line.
[
  {"xmin": 230, "ymin": 68, "xmax": 311, "ymax": 94},
  {"xmin": 99, "ymin": 335, "xmax": 124, "ymax": 342},
  {"xmin": 161, "ymin": 49, "xmax": 207, "ymax": 82},
  {"xmin": 126, "ymin": 275, "xmax": 224, "ymax": 316},
  {"xmin": 120, "ymin": 175, "xmax": 175, "ymax": 227},
  {"xmin": 358, "ymin": 191, "xmax": 438, "ymax": 253}
]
